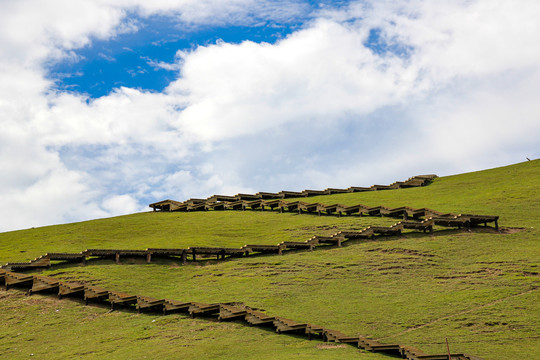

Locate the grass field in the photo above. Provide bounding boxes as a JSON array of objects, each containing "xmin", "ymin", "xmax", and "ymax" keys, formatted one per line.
[{"xmin": 1, "ymin": 160, "xmax": 539, "ymax": 359}]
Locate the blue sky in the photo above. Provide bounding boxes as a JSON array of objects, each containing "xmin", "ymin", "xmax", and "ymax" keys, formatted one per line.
[
  {"xmin": 0, "ymin": 0, "xmax": 539, "ymax": 231},
  {"xmin": 47, "ymin": 15, "xmax": 305, "ymax": 97},
  {"xmin": 46, "ymin": 2, "xmax": 376, "ymax": 99}
]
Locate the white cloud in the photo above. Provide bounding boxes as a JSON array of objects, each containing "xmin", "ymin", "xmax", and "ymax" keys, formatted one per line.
[
  {"xmin": 110, "ymin": 0, "xmax": 308, "ymax": 25},
  {"xmin": 170, "ymin": 18, "xmax": 420, "ymax": 141},
  {"xmin": 0, "ymin": 0, "xmax": 539, "ymax": 231},
  {"xmin": 102, "ymin": 194, "xmax": 141, "ymax": 215},
  {"xmin": 146, "ymin": 58, "xmax": 182, "ymax": 72},
  {"xmin": 168, "ymin": 0, "xmax": 540, "ymax": 181},
  {"xmin": 98, "ymin": 53, "xmax": 116, "ymax": 62},
  {"xmin": 0, "ymin": 0, "xmax": 127, "ymax": 66},
  {"xmin": 372, "ymin": 0, "xmax": 540, "ymax": 81},
  {"xmin": 416, "ymin": 69, "xmax": 540, "ymax": 169}
]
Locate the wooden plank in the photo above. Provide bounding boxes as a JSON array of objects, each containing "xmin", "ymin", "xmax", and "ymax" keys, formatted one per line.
[
  {"xmin": 410, "ymin": 208, "xmax": 442, "ymax": 218},
  {"xmin": 224, "ymin": 200, "xmax": 245, "ymax": 210},
  {"xmin": 205, "ymin": 202, "xmax": 226, "ymax": 210},
  {"xmin": 336, "ymin": 204, "xmax": 369, "ymax": 216},
  {"xmin": 273, "ymin": 317, "xmax": 308, "ymax": 333},
  {"xmin": 277, "ymin": 190, "xmax": 305, "ymax": 198},
  {"xmin": 206, "ymin": 195, "xmax": 238, "ymax": 202},
  {"xmin": 388, "ymin": 181, "xmax": 405, "ymax": 189},
  {"xmin": 381, "ymin": 206, "xmax": 410, "ymax": 218},
  {"xmin": 30, "ymin": 276, "xmax": 59, "ymax": 294},
  {"xmin": 244, "ymin": 244, "xmax": 284, "ymax": 255},
  {"xmin": 3, "ymin": 257, "xmax": 51, "ymax": 271},
  {"xmin": 84, "ymin": 286, "xmax": 109, "ymax": 305},
  {"xmin": 187, "ymin": 203, "xmax": 206, "ymax": 211},
  {"xmin": 188, "ymin": 247, "xmax": 245, "ymax": 256},
  {"xmin": 305, "ymin": 324, "xmax": 327, "ymax": 339},
  {"xmin": 245, "ymin": 308, "xmax": 275, "ymax": 325},
  {"xmin": 0, "ymin": 269, "xmax": 6, "ymax": 286},
  {"xmin": 137, "ymin": 296, "xmax": 166, "ymax": 313},
  {"xmin": 298, "ymin": 202, "xmax": 319, "ymax": 214},
  {"xmin": 255, "ymin": 192, "xmax": 281, "ymax": 199},
  {"xmin": 336, "ymin": 230, "xmax": 373, "ymax": 239},
  {"xmin": 148, "ymin": 199, "xmax": 185, "ymax": 212},
  {"xmin": 370, "ymin": 226, "xmax": 402, "ymax": 236},
  {"xmin": 317, "ymin": 203, "xmax": 339, "ymax": 216},
  {"xmin": 234, "ymin": 193, "xmax": 261, "ymax": 201},
  {"xmin": 46, "ymin": 252, "xmax": 85, "ymax": 261},
  {"xmin": 301, "ymin": 189, "xmax": 326, "ymax": 197},
  {"xmin": 370, "ymin": 185, "xmax": 393, "ymax": 191},
  {"xmin": 279, "ymin": 200, "xmax": 301, "ymax": 212},
  {"xmin": 146, "ymin": 248, "xmax": 187, "ymax": 256},
  {"xmin": 4, "ymin": 272, "xmax": 34, "ymax": 290},
  {"xmin": 188, "ymin": 302, "xmax": 220, "ymax": 317},
  {"xmin": 58, "ymin": 281, "xmax": 85, "ymax": 298},
  {"xmin": 324, "ymin": 329, "xmax": 353, "ymax": 342},
  {"xmin": 347, "ymin": 186, "xmax": 372, "ymax": 192},
  {"xmin": 218, "ymin": 304, "xmax": 247, "ymax": 321},
  {"xmin": 311, "ymin": 236, "xmax": 344, "ymax": 247},
  {"xmin": 163, "ymin": 299, "xmax": 192, "ymax": 314},
  {"xmin": 364, "ymin": 206, "xmax": 384, "ymax": 216},
  {"xmin": 261, "ymin": 199, "xmax": 281, "ymax": 210},
  {"xmin": 323, "ymin": 188, "xmax": 348, "ymax": 195},
  {"xmin": 109, "ymin": 291, "xmax": 138, "ymax": 309},
  {"xmin": 280, "ymin": 241, "xmax": 314, "ymax": 251},
  {"xmin": 184, "ymin": 198, "xmax": 207, "ymax": 205},
  {"xmin": 244, "ymin": 199, "xmax": 265, "ymax": 209}
]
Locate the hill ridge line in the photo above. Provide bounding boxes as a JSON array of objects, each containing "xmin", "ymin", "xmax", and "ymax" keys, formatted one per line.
[
  {"xmin": 1, "ymin": 213, "xmax": 497, "ymax": 359},
  {"xmin": 3, "ymin": 174, "xmax": 503, "ymax": 360}
]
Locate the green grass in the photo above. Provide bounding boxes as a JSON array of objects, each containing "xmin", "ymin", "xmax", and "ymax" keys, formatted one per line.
[
  {"xmin": 292, "ymin": 160, "xmax": 540, "ymax": 228},
  {"xmin": 0, "ymin": 290, "xmax": 379, "ymax": 360},
  {"xmin": 0, "ymin": 209, "xmax": 395, "ymax": 264},
  {"xmin": 1, "ymin": 159, "xmax": 539, "ymax": 359}
]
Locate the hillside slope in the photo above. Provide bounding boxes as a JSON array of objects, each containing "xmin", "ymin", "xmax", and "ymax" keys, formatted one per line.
[{"xmin": 0, "ymin": 160, "xmax": 538, "ymax": 359}]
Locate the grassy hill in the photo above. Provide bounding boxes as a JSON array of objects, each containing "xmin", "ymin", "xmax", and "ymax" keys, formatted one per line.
[{"xmin": 1, "ymin": 160, "xmax": 539, "ymax": 359}]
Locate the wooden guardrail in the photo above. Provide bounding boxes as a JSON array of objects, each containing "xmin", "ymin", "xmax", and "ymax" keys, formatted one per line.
[
  {"xmin": 149, "ymin": 175, "xmax": 438, "ymax": 212},
  {"xmin": 0, "ymin": 268, "xmax": 478, "ymax": 360},
  {"xmin": 148, "ymin": 198, "xmax": 499, "ymax": 229},
  {"xmin": 1, "ymin": 174, "xmax": 494, "ymax": 360},
  {"xmin": 1, "ymin": 207, "xmax": 499, "ymax": 271},
  {"xmin": 146, "ymin": 174, "xmax": 498, "ymax": 233},
  {"xmin": 0, "ymin": 215, "xmax": 492, "ymax": 359}
]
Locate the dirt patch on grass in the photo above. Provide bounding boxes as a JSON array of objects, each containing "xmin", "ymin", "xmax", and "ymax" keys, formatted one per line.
[
  {"xmin": 367, "ymin": 247, "xmax": 435, "ymax": 257},
  {"xmin": 435, "ymin": 267, "xmax": 505, "ymax": 279},
  {"xmin": 434, "ymin": 274, "xmax": 468, "ymax": 279},
  {"xmin": 24, "ymin": 295, "xmax": 64, "ymax": 306},
  {"xmin": 517, "ymin": 271, "xmax": 539, "ymax": 277},
  {"xmin": 0, "ymin": 290, "xmax": 22, "ymax": 301},
  {"xmin": 499, "ymin": 227, "xmax": 526, "ymax": 234}
]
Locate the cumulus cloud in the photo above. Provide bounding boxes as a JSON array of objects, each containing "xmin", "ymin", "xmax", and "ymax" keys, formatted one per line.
[
  {"xmin": 0, "ymin": 0, "xmax": 539, "ymax": 231},
  {"xmin": 170, "ymin": 0, "xmax": 540, "ymax": 179},
  {"xmin": 171, "ymin": 17, "xmax": 421, "ymax": 141},
  {"xmin": 101, "ymin": 194, "xmax": 141, "ymax": 215},
  {"xmin": 0, "ymin": 0, "xmax": 128, "ymax": 66}
]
